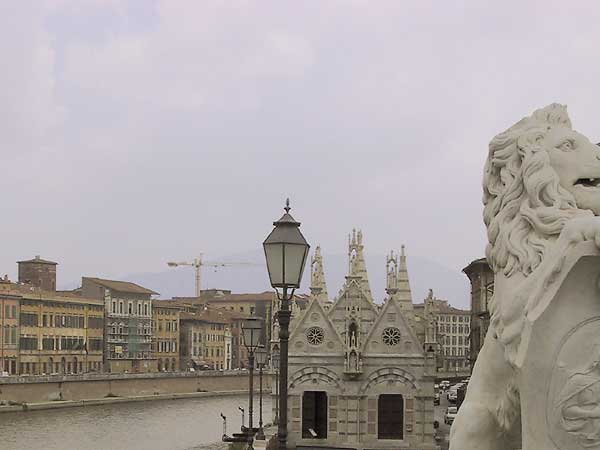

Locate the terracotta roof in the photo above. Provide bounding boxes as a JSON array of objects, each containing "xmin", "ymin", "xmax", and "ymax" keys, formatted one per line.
[
  {"xmin": 17, "ymin": 256, "xmax": 57, "ymax": 265},
  {"xmin": 180, "ymin": 309, "xmax": 230, "ymax": 324},
  {"xmin": 152, "ymin": 299, "xmax": 184, "ymax": 310},
  {"xmin": 207, "ymin": 291, "xmax": 275, "ymax": 303},
  {"xmin": 1, "ymin": 283, "xmax": 102, "ymax": 306},
  {"xmin": 83, "ymin": 277, "xmax": 158, "ymax": 295},
  {"xmin": 206, "ymin": 291, "xmax": 309, "ymax": 303}
]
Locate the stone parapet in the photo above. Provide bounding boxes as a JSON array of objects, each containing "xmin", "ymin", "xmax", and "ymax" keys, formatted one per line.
[
  {"xmin": 0, "ymin": 369, "xmax": 247, "ymax": 384},
  {"xmin": 0, "ymin": 370, "xmax": 266, "ymax": 404}
]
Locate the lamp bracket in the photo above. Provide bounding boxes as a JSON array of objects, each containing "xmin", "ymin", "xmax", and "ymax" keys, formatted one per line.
[{"xmin": 275, "ymin": 287, "xmax": 296, "ymax": 302}]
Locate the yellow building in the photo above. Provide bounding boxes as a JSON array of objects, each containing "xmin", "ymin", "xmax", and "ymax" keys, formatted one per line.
[
  {"xmin": 180, "ymin": 308, "xmax": 230, "ymax": 370},
  {"xmin": 152, "ymin": 301, "xmax": 181, "ymax": 372},
  {"xmin": 0, "ymin": 280, "xmax": 20, "ymax": 375},
  {"xmin": 15, "ymin": 286, "xmax": 104, "ymax": 375}
]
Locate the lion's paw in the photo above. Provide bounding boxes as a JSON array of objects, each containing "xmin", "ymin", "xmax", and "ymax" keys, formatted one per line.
[{"xmin": 560, "ymin": 216, "xmax": 600, "ymax": 248}]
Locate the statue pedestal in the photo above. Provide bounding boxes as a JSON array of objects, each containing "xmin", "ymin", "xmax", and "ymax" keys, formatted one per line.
[{"xmin": 522, "ymin": 243, "xmax": 600, "ymax": 450}]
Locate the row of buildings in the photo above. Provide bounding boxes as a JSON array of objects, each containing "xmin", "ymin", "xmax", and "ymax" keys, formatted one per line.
[
  {"xmin": 1, "ymin": 242, "xmax": 471, "ymax": 378},
  {"xmin": 2, "ymin": 231, "xmax": 479, "ymax": 449},
  {"xmin": 0, "ymin": 256, "xmax": 310, "ymax": 376}
]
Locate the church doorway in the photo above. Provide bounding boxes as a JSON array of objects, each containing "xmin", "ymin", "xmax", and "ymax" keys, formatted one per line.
[
  {"xmin": 302, "ymin": 391, "xmax": 328, "ymax": 439},
  {"xmin": 378, "ymin": 394, "xmax": 403, "ymax": 439}
]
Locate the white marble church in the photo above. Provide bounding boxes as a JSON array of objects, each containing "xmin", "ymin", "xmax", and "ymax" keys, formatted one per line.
[{"xmin": 278, "ymin": 230, "xmax": 438, "ymax": 450}]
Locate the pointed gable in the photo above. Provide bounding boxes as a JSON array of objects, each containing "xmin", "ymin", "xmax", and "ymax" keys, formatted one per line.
[
  {"xmin": 289, "ymin": 297, "xmax": 344, "ymax": 355},
  {"xmin": 326, "ymin": 277, "xmax": 379, "ymax": 348},
  {"xmin": 362, "ymin": 296, "xmax": 423, "ymax": 356}
]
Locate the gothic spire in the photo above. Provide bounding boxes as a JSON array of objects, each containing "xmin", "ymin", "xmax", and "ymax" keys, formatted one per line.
[
  {"xmin": 347, "ymin": 229, "xmax": 373, "ymax": 302},
  {"xmin": 397, "ymin": 244, "xmax": 414, "ymax": 307},
  {"xmin": 310, "ymin": 245, "xmax": 329, "ymax": 304},
  {"xmin": 385, "ymin": 250, "xmax": 399, "ymax": 295}
]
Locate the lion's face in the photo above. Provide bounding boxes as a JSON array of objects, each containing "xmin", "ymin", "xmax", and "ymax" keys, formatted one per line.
[{"xmin": 545, "ymin": 126, "xmax": 600, "ymax": 215}]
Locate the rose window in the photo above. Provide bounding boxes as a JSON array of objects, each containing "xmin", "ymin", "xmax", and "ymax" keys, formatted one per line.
[
  {"xmin": 382, "ymin": 327, "xmax": 401, "ymax": 346},
  {"xmin": 306, "ymin": 327, "xmax": 324, "ymax": 346}
]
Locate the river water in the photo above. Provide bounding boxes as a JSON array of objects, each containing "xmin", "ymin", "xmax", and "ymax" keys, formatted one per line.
[{"xmin": 0, "ymin": 394, "xmax": 272, "ymax": 450}]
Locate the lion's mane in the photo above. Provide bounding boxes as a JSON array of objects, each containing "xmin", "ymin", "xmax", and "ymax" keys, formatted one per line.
[
  {"xmin": 483, "ymin": 103, "xmax": 584, "ymax": 279},
  {"xmin": 481, "ymin": 103, "xmax": 590, "ymax": 434}
]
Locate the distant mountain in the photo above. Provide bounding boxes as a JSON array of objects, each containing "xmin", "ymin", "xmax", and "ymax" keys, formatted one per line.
[{"xmin": 122, "ymin": 249, "xmax": 471, "ymax": 309}]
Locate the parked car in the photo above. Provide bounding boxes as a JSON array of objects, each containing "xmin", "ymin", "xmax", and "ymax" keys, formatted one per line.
[
  {"xmin": 447, "ymin": 390, "xmax": 457, "ymax": 403},
  {"xmin": 434, "ymin": 383, "xmax": 439, "ymax": 390},
  {"xmin": 439, "ymin": 380, "xmax": 451, "ymax": 390},
  {"xmin": 445, "ymin": 406, "xmax": 458, "ymax": 425}
]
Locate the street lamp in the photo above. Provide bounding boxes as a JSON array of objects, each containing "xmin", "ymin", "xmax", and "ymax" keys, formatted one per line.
[
  {"xmin": 241, "ymin": 317, "xmax": 263, "ymax": 449},
  {"xmin": 271, "ymin": 348, "xmax": 280, "ymax": 425},
  {"xmin": 255, "ymin": 346, "xmax": 268, "ymax": 440},
  {"xmin": 263, "ymin": 199, "xmax": 310, "ymax": 450}
]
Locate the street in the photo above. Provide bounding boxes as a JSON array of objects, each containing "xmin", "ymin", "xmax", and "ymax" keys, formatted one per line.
[{"xmin": 434, "ymin": 390, "xmax": 453, "ymax": 450}]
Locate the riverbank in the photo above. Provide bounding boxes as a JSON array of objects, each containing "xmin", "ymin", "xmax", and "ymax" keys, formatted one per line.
[
  {"xmin": 0, "ymin": 389, "xmax": 248, "ymax": 413},
  {"xmin": 0, "ymin": 370, "xmax": 269, "ymax": 404}
]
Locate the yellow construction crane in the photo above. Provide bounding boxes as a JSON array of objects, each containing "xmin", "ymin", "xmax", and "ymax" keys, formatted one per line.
[{"xmin": 167, "ymin": 255, "xmax": 259, "ymax": 297}]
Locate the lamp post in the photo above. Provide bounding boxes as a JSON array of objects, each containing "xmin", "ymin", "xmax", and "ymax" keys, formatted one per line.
[
  {"xmin": 241, "ymin": 317, "xmax": 263, "ymax": 449},
  {"xmin": 263, "ymin": 199, "xmax": 310, "ymax": 450},
  {"xmin": 271, "ymin": 348, "xmax": 280, "ymax": 425},
  {"xmin": 255, "ymin": 346, "xmax": 268, "ymax": 440}
]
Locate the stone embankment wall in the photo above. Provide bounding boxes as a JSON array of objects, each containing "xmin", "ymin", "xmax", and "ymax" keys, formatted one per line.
[{"xmin": 0, "ymin": 371, "xmax": 268, "ymax": 404}]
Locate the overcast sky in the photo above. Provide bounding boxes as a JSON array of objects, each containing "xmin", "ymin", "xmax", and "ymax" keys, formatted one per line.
[{"xmin": 2, "ymin": 1, "xmax": 599, "ymax": 294}]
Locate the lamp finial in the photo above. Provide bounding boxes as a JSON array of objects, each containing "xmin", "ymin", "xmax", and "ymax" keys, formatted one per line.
[{"xmin": 284, "ymin": 198, "xmax": 291, "ymax": 213}]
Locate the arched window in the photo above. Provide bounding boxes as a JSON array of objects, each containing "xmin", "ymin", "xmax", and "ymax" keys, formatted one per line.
[{"xmin": 348, "ymin": 322, "xmax": 358, "ymax": 347}]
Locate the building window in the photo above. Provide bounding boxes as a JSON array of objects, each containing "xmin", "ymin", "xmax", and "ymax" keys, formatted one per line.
[
  {"xmin": 378, "ymin": 394, "xmax": 403, "ymax": 439},
  {"xmin": 128, "ymin": 302, "xmax": 133, "ymax": 314},
  {"xmin": 20, "ymin": 336, "xmax": 38, "ymax": 350},
  {"xmin": 20, "ymin": 313, "xmax": 38, "ymax": 327},
  {"xmin": 302, "ymin": 391, "xmax": 328, "ymax": 439}
]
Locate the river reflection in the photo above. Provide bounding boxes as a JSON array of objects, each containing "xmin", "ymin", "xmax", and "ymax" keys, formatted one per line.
[{"xmin": 0, "ymin": 394, "xmax": 271, "ymax": 450}]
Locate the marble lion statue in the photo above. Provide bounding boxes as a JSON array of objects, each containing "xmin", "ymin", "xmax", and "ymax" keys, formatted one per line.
[{"xmin": 450, "ymin": 104, "xmax": 600, "ymax": 450}]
